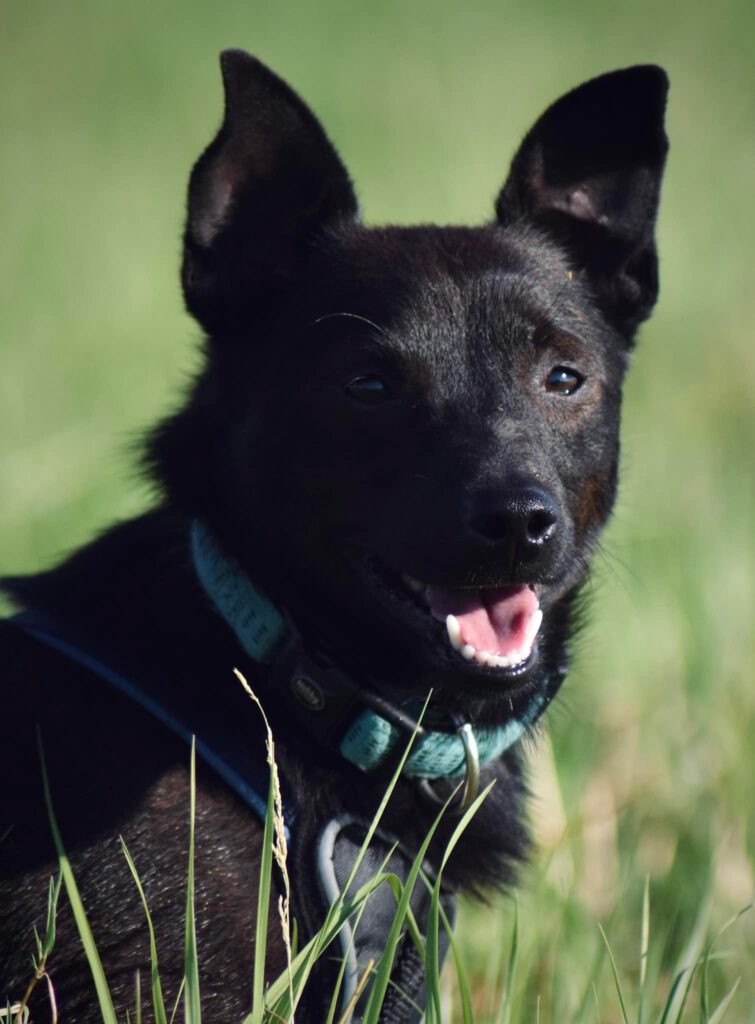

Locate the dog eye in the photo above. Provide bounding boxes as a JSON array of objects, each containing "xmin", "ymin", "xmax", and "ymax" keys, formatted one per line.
[
  {"xmin": 545, "ymin": 366, "xmax": 584, "ymax": 396},
  {"xmin": 344, "ymin": 375, "xmax": 390, "ymax": 404}
]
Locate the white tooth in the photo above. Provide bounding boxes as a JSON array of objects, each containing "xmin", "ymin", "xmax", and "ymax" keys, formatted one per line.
[
  {"xmin": 461, "ymin": 644, "xmax": 476, "ymax": 660},
  {"xmin": 446, "ymin": 614, "xmax": 463, "ymax": 650}
]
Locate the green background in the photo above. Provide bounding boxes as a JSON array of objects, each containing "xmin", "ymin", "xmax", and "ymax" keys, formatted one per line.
[{"xmin": 2, "ymin": 0, "xmax": 754, "ymax": 1018}]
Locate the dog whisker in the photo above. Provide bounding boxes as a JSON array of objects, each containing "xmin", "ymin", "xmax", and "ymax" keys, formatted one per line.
[{"xmin": 311, "ymin": 311, "xmax": 387, "ymax": 336}]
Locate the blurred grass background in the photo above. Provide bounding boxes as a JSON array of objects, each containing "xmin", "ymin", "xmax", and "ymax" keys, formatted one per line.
[{"xmin": 2, "ymin": 0, "xmax": 753, "ymax": 1018}]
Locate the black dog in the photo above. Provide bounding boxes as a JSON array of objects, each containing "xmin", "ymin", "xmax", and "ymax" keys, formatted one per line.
[{"xmin": 1, "ymin": 52, "xmax": 668, "ymax": 1022}]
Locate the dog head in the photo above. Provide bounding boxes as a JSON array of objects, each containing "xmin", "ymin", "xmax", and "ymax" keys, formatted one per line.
[{"xmin": 151, "ymin": 52, "xmax": 667, "ymax": 726}]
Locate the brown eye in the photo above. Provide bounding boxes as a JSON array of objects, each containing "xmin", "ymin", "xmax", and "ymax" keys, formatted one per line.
[
  {"xmin": 545, "ymin": 366, "xmax": 584, "ymax": 395},
  {"xmin": 344, "ymin": 375, "xmax": 390, "ymax": 404}
]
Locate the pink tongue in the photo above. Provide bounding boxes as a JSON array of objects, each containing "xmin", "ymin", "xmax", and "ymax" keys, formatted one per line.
[{"xmin": 426, "ymin": 584, "xmax": 539, "ymax": 656}]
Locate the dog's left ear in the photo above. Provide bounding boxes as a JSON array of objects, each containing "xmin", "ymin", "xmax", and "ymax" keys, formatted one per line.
[
  {"xmin": 183, "ymin": 50, "xmax": 359, "ymax": 333},
  {"xmin": 496, "ymin": 66, "xmax": 669, "ymax": 337}
]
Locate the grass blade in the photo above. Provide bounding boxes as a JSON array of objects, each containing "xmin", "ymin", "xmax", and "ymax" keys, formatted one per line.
[
  {"xmin": 663, "ymin": 884, "xmax": 708, "ymax": 1019},
  {"xmin": 169, "ymin": 978, "xmax": 186, "ymax": 1024},
  {"xmin": 250, "ymin": 745, "xmax": 276, "ymax": 1023},
  {"xmin": 120, "ymin": 839, "xmax": 169, "ymax": 1024},
  {"xmin": 37, "ymin": 731, "xmax": 118, "ymax": 1024},
  {"xmin": 657, "ymin": 968, "xmax": 692, "ymax": 1024},
  {"xmin": 598, "ymin": 923, "xmax": 630, "ymax": 1024},
  {"xmin": 134, "ymin": 969, "xmax": 142, "ymax": 1024},
  {"xmin": 233, "ymin": 672, "xmax": 292, "ymax": 1024},
  {"xmin": 324, "ymin": 926, "xmax": 359, "ymax": 1024},
  {"xmin": 336, "ymin": 958, "xmax": 376, "ymax": 1024},
  {"xmin": 707, "ymin": 977, "xmax": 741, "ymax": 1024},
  {"xmin": 422, "ymin": 782, "xmax": 495, "ymax": 1023},
  {"xmin": 41, "ymin": 873, "xmax": 62, "ymax": 962},
  {"xmin": 259, "ymin": 870, "xmax": 393, "ymax": 1021},
  {"xmin": 258, "ymin": 694, "xmax": 435, "ymax": 1019},
  {"xmin": 424, "ymin": 882, "xmax": 442, "ymax": 1024},
  {"xmin": 362, "ymin": 847, "xmax": 442, "ymax": 1019},
  {"xmin": 325, "ymin": 844, "xmax": 407, "ymax": 1024},
  {"xmin": 16, "ymin": 872, "xmax": 63, "ymax": 1022},
  {"xmin": 183, "ymin": 740, "xmax": 201, "ymax": 1024},
  {"xmin": 570, "ymin": 940, "xmax": 607, "ymax": 1024},
  {"xmin": 362, "ymin": 782, "xmax": 471, "ymax": 1024},
  {"xmin": 701, "ymin": 902, "xmax": 751, "ymax": 1023},
  {"xmin": 658, "ymin": 887, "xmax": 712, "ymax": 1024},
  {"xmin": 438, "ymin": 900, "xmax": 474, "ymax": 1024},
  {"xmin": 639, "ymin": 875, "xmax": 650, "ymax": 1024},
  {"xmin": 497, "ymin": 900, "xmax": 518, "ymax": 1024},
  {"xmin": 331, "ymin": 693, "xmax": 433, "ymax": 906}
]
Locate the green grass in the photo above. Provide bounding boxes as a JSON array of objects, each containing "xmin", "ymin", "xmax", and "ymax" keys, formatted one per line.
[
  {"xmin": 18, "ymin": 725, "xmax": 750, "ymax": 1023},
  {"xmin": 2, "ymin": 0, "xmax": 753, "ymax": 1018}
]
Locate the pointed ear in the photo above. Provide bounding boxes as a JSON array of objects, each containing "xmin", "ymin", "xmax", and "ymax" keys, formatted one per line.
[
  {"xmin": 496, "ymin": 66, "xmax": 669, "ymax": 337},
  {"xmin": 182, "ymin": 50, "xmax": 359, "ymax": 332}
]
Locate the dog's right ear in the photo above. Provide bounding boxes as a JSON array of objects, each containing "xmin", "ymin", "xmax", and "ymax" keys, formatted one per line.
[
  {"xmin": 182, "ymin": 51, "xmax": 359, "ymax": 333},
  {"xmin": 496, "ymin": 66, "xmax": 669, "ymax": 338}
]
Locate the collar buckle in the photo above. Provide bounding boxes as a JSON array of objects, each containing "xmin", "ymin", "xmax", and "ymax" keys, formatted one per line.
[{"xmin": 417, "ymin": 714, "xmax": 481, "ymax": 815}]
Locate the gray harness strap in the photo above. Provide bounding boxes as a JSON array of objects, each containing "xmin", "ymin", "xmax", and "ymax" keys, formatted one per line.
[{"xmin": 294, "ymin": 817, "xmax": 455, "ymax": 1023}]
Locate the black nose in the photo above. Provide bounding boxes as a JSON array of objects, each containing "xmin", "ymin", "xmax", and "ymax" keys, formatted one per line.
[{"xmin": 466, "ymin": 487, "xmax": 559, "ymax": 563}]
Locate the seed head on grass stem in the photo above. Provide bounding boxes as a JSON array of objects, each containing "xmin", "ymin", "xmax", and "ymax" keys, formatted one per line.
[{"xmin": 234, "ymin": 668, "xmax": 294, "ymax": 1016}]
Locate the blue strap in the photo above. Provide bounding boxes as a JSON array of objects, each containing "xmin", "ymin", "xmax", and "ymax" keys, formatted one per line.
[{"xmin": 12, "ymin": 610, "xmax": 279, "ymax": 833}]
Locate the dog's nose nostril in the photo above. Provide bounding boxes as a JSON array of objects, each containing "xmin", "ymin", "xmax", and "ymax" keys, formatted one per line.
[{"xmin": 525, "ymin": 508, "xmax": 557, "ymax": 545}]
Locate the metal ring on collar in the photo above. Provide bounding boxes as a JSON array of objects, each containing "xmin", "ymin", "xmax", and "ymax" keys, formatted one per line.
[{"xmin": 417, "ymin": 715, "xmax": 480, "ymax": 815}]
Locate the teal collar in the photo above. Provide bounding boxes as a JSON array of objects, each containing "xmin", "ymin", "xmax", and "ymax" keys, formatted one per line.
[{"xmin": 190, "ymin": 521, "xmax": 547, "ymax": 782}]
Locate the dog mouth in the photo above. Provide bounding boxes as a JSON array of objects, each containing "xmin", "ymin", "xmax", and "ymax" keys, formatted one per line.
[
  {"xmin": 360, "ymin": 557, "xmax": 543, "ymax": 678},
  {"xmin": 424, "ymin": 581, "xmax": 542, "ymax": 670}
]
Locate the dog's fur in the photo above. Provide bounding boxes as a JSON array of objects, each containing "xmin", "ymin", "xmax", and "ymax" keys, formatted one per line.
[{"xmin": 1, "ymin": 53, "xmax": 668, "ymax": 1020}]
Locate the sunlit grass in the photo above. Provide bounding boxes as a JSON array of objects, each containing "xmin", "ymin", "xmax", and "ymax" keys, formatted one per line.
[{"xmin": 2, "ymin": 0, "xmax": 753, "ymax": 1016}]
